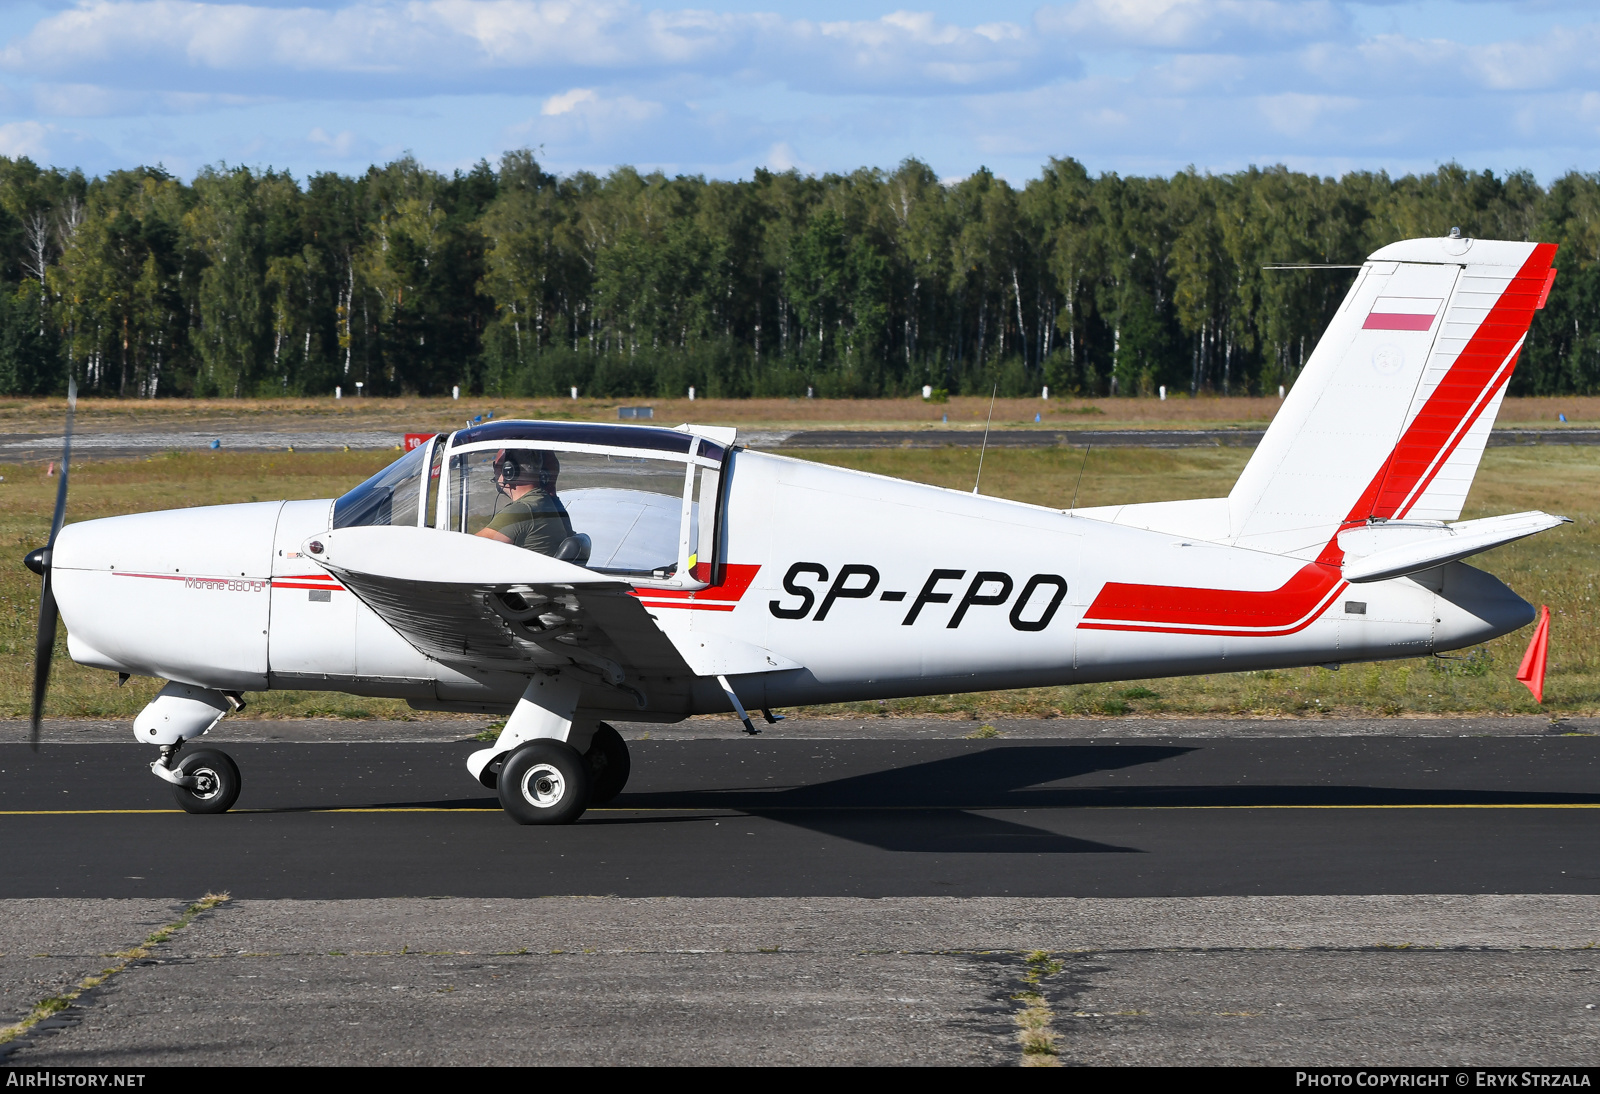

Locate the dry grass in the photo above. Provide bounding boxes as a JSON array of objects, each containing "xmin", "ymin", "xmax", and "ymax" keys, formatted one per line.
[
  {"xmin": 792, "ymin": 444, "xmax": 1600, "ymax": 718},
  {"xmin": 1, "ymin": 438, "xmax": 1595, "ymax": 721},
  {"xmin": 1014, "ymin": 950, "xmax": 1065, "ymax": 1066},
  {"xmin": 0, "ymin": 393, "xmax": 1596, "ymax": 436}
]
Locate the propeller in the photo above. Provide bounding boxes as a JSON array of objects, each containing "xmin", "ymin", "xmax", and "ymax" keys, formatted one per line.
[{"xmin": 26, "ymin": 377, "xmax": 75, "ymax": 751}]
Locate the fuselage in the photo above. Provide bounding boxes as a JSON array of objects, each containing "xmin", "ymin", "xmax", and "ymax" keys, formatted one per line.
[{"xmin": 49, "ymin": 444, "xmax": 1531, "ymax": 722}]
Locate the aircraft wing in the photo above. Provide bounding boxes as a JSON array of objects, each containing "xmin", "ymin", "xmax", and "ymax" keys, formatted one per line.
[{"xmin": 307, "ymin": 526, "xmax": 700, "ymax": 685}]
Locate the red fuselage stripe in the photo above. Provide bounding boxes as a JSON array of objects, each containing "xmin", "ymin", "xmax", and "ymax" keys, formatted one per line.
[
  {"xmin": 630, "ymin": 563, "xmax": 760, "ymax": 606},
  {"xmin": 114, "ymin": 571, "xmax": 342, "ymax": 590},
  {"xmin": 636, "ymin": 600, "xmax": 737, "ymax": 612}
]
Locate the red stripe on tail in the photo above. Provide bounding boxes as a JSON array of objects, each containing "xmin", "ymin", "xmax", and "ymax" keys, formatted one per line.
[{"xmin": 1083, "ymin": 244, "xmax": 1557, "ymax": 634}]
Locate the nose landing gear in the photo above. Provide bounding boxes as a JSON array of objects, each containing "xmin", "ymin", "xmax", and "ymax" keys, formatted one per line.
[
  {"xmin": 153, "ymin": 746, "xmax": 242, "ymax": 814},
  {"xmin": 135, "ymin": 682, "xmax": 244, "ymax": 814}
]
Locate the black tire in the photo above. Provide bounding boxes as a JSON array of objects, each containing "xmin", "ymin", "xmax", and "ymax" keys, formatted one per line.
[
  {"xmin": 498, "ymin": 740, "xmax": 590, "ymax": 825},
  {"xmin": 584, "ymin": 724, "xmax": 631, "ymax": 806},
  {"xmin": 171, "ymin": 749, "xmax": 241, "ymax": 815}
]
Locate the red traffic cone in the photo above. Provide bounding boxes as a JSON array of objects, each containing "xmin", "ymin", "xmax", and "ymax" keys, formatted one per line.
[{"xmin": 1516, "ymin": 605, "xmax": 1551, "ymax": 704}]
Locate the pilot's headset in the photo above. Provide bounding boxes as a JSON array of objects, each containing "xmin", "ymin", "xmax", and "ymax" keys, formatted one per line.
[{"xmin": 492, "ymin": 449, "xmax": 560, "ymax": 495}]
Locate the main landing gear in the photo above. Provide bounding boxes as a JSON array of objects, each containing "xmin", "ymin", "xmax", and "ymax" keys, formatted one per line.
[
  {"xmin": 466, "ymin": 675, "xmax": 635, "ymax": 826},
  {"xmin": 495, "ymin": 723, "xmax": 632, "ymax": 825}
]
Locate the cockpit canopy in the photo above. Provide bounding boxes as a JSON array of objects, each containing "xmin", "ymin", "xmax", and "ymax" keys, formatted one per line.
[{"xmin": 332, "ymin": 421, "xmax": 729, "ymax": 588}]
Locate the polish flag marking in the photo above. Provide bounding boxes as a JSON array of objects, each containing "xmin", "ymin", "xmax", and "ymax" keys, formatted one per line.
[{"xmin": 1364, "ymin": 297, "xmax": 1443, "ymax": 332}]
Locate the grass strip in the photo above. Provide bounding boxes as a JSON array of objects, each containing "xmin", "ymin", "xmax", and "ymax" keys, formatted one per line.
[
  {"xmin": 6, "ymin": 444, "xmax": 1596, "ymax": 720},
  {"xmin": 0, "ymin": 892, "xmax": 229, "ymax": 1047},
  {"xmin": 1013, "ymin": 949, "xmax": 1066, "ymax": 1067}
]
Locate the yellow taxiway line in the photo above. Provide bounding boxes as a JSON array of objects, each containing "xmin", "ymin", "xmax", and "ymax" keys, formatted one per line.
[{"xmin": 2, "ymin": 803, "xmax": 1600, "ymax": 816}]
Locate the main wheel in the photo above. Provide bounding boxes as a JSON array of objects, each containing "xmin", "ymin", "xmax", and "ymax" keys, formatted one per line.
[
  {"xmin": 498, "ymin": 740, "xmax": 591, "ymax": 825},
  {"xmin": 171, "ymin": 749, "xmax": 241, "ymax": 815},
  {"xmin": 584, "ymin": 724, "xmax": 631, "ymax": 806}
]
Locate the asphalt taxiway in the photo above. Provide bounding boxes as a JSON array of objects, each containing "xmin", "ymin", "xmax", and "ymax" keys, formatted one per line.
[
  {"xmin": 5, "ymin": 722, "xmax": 1598, "ymax": 1065},
  {"xmin": 3, "ymin": 732, "xmax": 1598, "ymax": 899}
]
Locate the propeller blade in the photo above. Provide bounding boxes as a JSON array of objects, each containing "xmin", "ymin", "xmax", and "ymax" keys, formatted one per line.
[
  {"xmin": 47, "ymin": 377, "xmax": 75, "ymax": 548},
  {"xmin": 29, "ymin": 570, "xmax": 57, "ymax": 751},
  {"xmin": 30, "ymin": 377, "xmax": 75, "ymax": 751}
]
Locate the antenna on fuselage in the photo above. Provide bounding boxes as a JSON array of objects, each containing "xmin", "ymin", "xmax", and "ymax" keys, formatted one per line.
[
  {"xmin": 1069, "ymin": 444, "xmax": 1091, "ymax": 513},
  {"xmin": 972, "ymin": 383, "xmax": 998, "ymax": 495}
]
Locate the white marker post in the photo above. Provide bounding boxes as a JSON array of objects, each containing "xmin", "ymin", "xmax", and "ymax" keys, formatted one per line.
[
  {"xmin": 1279, "ymin": 385, "xmax": 1285, "ymax": 398},
  {"xmin": 452, "ymin": 385, "xmax": 460, "ymax": 400},
  {"xmin": 335, "ymin": 386, "xmax": 341, "ymax": 400},
  {"xmin": 570, "ymin": 386, "xmax": 578, "ymax": 400},
  {"xmin": 1159, "ymin": 385, "xmax": 1166, "ymax": 401},
  {"xmin": 688, "ymin": 386, "xmax": 695, "ymax": 401},
  {"xmin": 1041, "ymin": 386, "xmax": 1049, "ymax": 400},
  {"xmin": 923, "ymin": 385, "xmax": 932, "ymax": 400}
]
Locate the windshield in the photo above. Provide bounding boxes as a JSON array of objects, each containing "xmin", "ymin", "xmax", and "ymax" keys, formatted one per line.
[
  {"xmin": 448, "ymin": 448, "xmax": 715, "ymax": 578},
  {"xmin": 332, "ymin": 441, "xmax": 433, "ymax": 529}
]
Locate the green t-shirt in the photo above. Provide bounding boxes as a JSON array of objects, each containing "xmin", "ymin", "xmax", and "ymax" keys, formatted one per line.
[{"xmin": 485, "ymin": 493, "xmax": 574, "ymax": 555}]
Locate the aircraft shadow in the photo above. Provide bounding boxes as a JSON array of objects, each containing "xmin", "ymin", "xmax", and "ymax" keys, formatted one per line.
[
  {"xmin": 302, "ymin": 744, "xmax": 1600, "ymax": 856},
  {"xmin": 621, "ymin": 744, "xmax": 1193, "ymax": 813},
  {"xmin": 615, "ymin": 744, "xmax": 1188, "ymax": 853},
  {"xmin": 319, "ymin": 745, "xmax": 1176, "ymax": 852}
]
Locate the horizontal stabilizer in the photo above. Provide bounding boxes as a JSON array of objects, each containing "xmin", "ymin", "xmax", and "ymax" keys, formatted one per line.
[{"xmin": 1340, "ymin": 511, "xmax": 1568, "ymax": 583}]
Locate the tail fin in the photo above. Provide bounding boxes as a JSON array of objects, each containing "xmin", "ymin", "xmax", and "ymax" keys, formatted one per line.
[{"xmin": 1228, "ymin": 236, "xmax": 1557, "ymax": 560}]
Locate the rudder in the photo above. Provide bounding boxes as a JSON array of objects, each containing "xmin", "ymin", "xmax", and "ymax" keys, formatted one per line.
[{"xmin": 1227, "ymin": 236, "xmax": 1557, "ymax": 561}]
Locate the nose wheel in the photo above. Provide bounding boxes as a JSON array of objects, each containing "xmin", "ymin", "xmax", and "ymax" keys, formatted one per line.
[{"xmin": 168, "ymin": 749, "xmax": 242, "ymax": 814}]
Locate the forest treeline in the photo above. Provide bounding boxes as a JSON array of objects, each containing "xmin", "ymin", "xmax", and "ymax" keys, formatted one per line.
[{"xmin": 0, "ymin": 151, "xmax": 1596, "ymax": 400}]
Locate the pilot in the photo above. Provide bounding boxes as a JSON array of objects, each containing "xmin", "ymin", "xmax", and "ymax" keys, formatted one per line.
[{"xmin": 475, "ymin": 448, "xmax": 574, "ymax": 555}]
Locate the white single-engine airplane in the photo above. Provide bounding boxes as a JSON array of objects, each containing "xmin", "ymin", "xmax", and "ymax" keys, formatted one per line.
[{"xmin": 24, "ymin": 234, "xmax": 1568, "ymax": 823}]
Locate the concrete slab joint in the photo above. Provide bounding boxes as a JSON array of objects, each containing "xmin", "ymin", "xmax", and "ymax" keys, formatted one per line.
[{"xmin": 2, "ymin": 896, "xmax": 1598, "ymax": 1066}]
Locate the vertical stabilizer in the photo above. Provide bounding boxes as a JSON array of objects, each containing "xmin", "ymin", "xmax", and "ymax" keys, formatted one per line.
[{"xmin": 1227, "ymin": 237, "xmax": 1557, "ymax": 560}]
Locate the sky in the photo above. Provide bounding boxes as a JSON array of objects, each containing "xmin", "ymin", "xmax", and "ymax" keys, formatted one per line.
[{"xmin": 0, "ymin": 0, "xmax": 1595, "ymax": 184}]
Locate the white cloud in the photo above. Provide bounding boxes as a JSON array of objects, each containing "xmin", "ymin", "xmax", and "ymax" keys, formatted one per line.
[
  {"xmin": 30, "ymin": 82, "xmax": 270, "ymax": 118},
  {"xmin": 0, "ymin": 2, "xmax": 1595, "ymax": 184},
  {"xmin": 0, "ymin": 2, "xmax": 1047, "ymax": 94},
  {"xmin": 511, "ymin": 87, "xmax": 664, "ymax": 149},
  {"xmin": 0, "ymin": 120, "xmax": 53, "ymax": 158},
  {"xmin": 764, "ymin": 140, "xmax": 813, "ymax": 172},
  {"xmin": 1256, "ymin": 91, "xmax": 1359, "ymax": 137},
  {"xmin": 542, "ymin": 88, "xmax": 596, "ymax": 116},
  {"xmin": 308, "ymin": 126, "xmax": 360, "ymax": 156},
  {"xmin": 1035, "ymin": 0, "xmax": 1348, "ymax": 50}
]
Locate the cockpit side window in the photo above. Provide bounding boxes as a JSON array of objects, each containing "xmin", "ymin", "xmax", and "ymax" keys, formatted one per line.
[
  {"xmin": 423, "ymin": 439, "xmax": 444, "ymax": 528},
  {"xmin": 332, "ymin": 442, "xmax": 431, "ymax": 529},
  {"xmin": 447, "ymin": 447, "xmax": 703, "ymax": 578}
]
